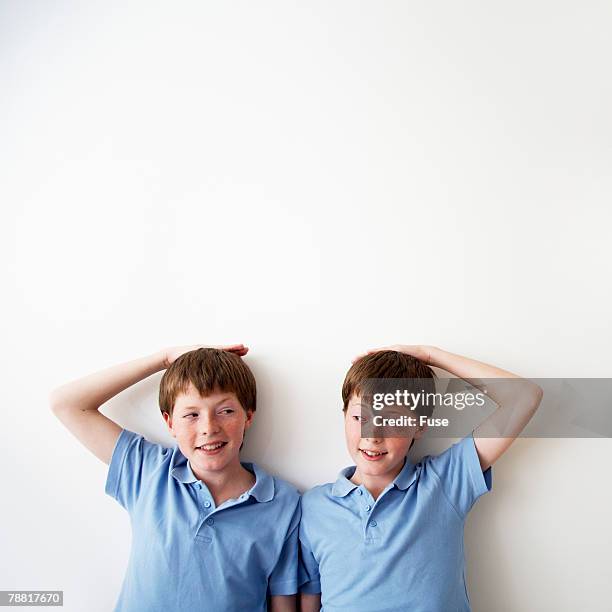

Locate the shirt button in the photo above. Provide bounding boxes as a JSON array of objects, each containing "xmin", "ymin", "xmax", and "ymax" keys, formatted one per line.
[
  {"xmin": 357, "ymin": 489, "xmax": 363, "ymax": 496},
  {"xmin": 364, "ymin": 504, "xmax": 371, "ymax": 512},
  {"xmin": 206, "ymin": 518, "xmax": 214, "ymax": 526},
  {"xmin": 370, "ymin": 520, "xmax": 377, "ymax": 527},
  {"xmin": 204, "ymin": 501, "xmax": 211, "ymax": 508}
]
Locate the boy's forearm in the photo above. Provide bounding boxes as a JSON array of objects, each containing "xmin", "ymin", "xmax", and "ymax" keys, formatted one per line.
[
  {"xmin": 428, "ymin": 347, "xmax": 519, "ymax": 380},
  {"xmin": 428, "ymin": 346, "xmax": 541, "ymax": 408},
  {"xmin": 49, "ymin": 351, "xmax": 166, "ymax": 412}
]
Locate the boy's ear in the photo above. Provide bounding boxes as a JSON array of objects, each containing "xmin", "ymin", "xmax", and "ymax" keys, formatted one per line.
[
  {"xmin": 414, "ymin": 422, "xmax": 428, "ymax": 440},
  {"xmin": 244, "ymin": 409, "xmax": 254, "ymax": 429},
  {"xmin": 162, "ymin": 411, "xmax": 175, "ymax": 436}
]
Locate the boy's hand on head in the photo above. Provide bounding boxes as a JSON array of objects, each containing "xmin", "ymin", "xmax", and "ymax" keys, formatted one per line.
[
  {"xmin": 352, "ymin": 345, "xmax": 435, "ymax": 365},
  {"xmin": 162, "ymin": 344, "xmax": 249, "ymax": 368}
]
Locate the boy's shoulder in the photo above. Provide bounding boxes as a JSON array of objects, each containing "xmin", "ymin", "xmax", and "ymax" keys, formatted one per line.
[
  {"xmin": 105, "ymin": 428, "xmax": 180, "ymax": 510},
  {"xmin": 109, "ymin": 428, "xmax": 176, "ymax": 473},
  {"xmin": 301, "ymin": 482, "xmax": 336, "ymax": 511},
  {"xmin": 415, "ymin": 434, "xmax": 484, "ymax": 475},
  {"xmin": 271, "ymin": 473, "xmax": 301, "ymax": 503},
  {"xmin": 246, "ymin": 462, "xmax": 301, "ymax": 507}
]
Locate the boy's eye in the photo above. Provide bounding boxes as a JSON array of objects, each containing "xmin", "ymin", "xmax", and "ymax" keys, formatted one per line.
[
  {"xmin": 219, "ymin": 408, "xmax": 235, "ymax": 415},
  {"xmin": 184, "ymin": 413, "xmax": 198, "ymax": 418},
  {"xmin": 352, "ymin": 415, "xmax": 366, "ymax": 423}
]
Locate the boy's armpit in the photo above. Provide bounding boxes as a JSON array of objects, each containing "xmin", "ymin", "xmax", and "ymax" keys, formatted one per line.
[{"xmin": 425, "ymin": 433, "xmax": 493, "ymax": 519}]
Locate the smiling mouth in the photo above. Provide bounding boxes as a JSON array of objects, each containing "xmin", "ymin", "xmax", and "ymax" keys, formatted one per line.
[
  {"xmin": 359, "ymin": 448, "xmax": 388, "ymax": 461},
  {"xmin": 195, "ymin": 441, "xmax": 228, "ymax": 454}
]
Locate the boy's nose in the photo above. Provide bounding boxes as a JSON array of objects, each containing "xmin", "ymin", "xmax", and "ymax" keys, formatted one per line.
[
  {"xmin": 365, "ymin": 425, "xmax": 385, "ymax": 441},
  {"xmin": 199, "ymin": 415, "xmax": 221, "ymax": 435}
]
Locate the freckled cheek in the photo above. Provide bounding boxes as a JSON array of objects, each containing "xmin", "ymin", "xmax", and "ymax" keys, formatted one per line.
[
  {"xmin": 345, "ymin": 427, "xmax": 360, "ymax": 449},
  {"xmin": 388, "ymin": 441, "xmax": 409, "ymax": 456},
  {"xmin": 225, "ymin": 420, "xmax": 245, "ymax": 440}
]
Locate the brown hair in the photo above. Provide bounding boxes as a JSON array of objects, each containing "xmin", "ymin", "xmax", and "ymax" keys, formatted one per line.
[
  {"xmin": 159, "ymin": 348, "xmax": 256, "ymax": 417},
  {"xmin": 342, "ymin": 350, "xmax": 436, "ymax": 411}
]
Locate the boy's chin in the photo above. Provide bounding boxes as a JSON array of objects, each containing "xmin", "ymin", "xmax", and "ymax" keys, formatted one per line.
[
  {"xmin": 355, "ymin": 454, "xmax": 402, "ymax": 476},
  {"xmin": 188, "ymin": 446, "xmax": 240, "ymax": 471},
  {"xmin": 190, "ymin": 454, "xmax": 232, "ymax": 474}
]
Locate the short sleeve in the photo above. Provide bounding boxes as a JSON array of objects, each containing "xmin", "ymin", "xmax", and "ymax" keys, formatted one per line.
[
  {"xmin": 298, "ymin": 511, "xmax": 322, "ymax": 595},
  {"xmin": 105, "ymin": 428, "xmax": 170, "ymax": 512},
  {"xmin": 425, "ymin": 432, "xmax": 492, "ymax": 519},
  {"xmin": 268, "ymin": 502, "xmax": 301, "ymax": 596}
]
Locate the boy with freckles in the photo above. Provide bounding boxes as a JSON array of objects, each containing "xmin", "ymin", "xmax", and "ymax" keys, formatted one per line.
[
  {"xmin": 299, "ymin": 345, "xmax": 543, "ymax": 612},
  {"xmin": 50, "ymin": 345, "xmax": 299, "ymax": 612}
]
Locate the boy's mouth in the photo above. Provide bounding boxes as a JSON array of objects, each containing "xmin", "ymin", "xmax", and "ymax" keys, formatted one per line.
[
  {"xmin": 195, "ymin": 441, "xmax": 228, "ymax": 455},
  {"xmin": 359, "ymin": 448, "xmax": 388, "ymax": 461}
]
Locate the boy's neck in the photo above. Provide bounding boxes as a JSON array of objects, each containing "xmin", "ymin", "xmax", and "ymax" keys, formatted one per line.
[
  {"xmin": 350, "ymin": 459, "xmax": 406, "ymax": 500},
  {"xmin": 191, "ymin": 458, "xmax": 256, "ymax": 507}
]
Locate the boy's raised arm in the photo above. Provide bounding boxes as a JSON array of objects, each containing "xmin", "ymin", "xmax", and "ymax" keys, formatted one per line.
[
  {"xmin": 356, "ymin": 345, "xmax": 543, "ymax": 471},
  {"xmin": 425, "ymin": 346, "xmax": 542, "ymax": 470},
  {"xmin": 49, "ymin": 351, "xmax": 167, "ymax": 465},
  {"xmin": 49, "ymin": 344, "xmax": 249, "ymax": 465}
]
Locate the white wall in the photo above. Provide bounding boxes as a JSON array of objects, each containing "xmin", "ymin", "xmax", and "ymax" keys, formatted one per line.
[{"xmin": 2, "ymin": 1, "xmax": 611, "ymax": 610}]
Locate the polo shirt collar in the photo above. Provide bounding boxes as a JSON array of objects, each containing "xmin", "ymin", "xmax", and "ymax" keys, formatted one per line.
[
  {"xmin": 331, "ymin": 466, "xmax": 359, "ymax": 497},
  {"xmin": 170, "ymin": 451, "xmax": 198, "ymax": 483},
  {"xmin": 331, "ymin": 456, "xmax": 417, "ymax": 497},
  {"xmin": 241, "ymin": 462, "xmax": 274, "ymax": 503},
  {"xmin": 393, "ymin": 456, "xmax": 418, "ymax": 490},
  {"xmin": 170, "ymin": 452, "xmax": 274, "ymax": 502}
]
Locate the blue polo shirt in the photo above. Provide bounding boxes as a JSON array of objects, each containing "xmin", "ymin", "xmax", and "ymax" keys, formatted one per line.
[
  {"xmin": 105, "ymin": 429, "xmax": 300, "ymax": 611},
  {"xmin": 299, "ymin": 433, "xmax": 493, "ymax": 612}
]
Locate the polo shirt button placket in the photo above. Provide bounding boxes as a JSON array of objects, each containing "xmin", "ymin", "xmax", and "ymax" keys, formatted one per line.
[{"xmin": 197, "ymin": 515, "xmax": 216, "ymax": 543}]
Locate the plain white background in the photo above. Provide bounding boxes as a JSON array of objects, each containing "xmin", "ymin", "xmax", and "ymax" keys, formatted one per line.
[{"xmin": 2, "ymin": 1, "xmax": 611, "ymax": 610}]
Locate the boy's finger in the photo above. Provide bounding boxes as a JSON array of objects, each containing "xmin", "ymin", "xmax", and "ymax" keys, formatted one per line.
[{"xmin": 229, "ymin": 346, "xmax": 249, "ymax": 356}]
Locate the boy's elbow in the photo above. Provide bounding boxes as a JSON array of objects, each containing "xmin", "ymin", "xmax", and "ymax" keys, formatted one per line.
[
  {"xmin": 49, "ymin": 390, "xmax": 64, "ymax": 416},
  {"xmin": 529, "ymin": 383, "xmax": 544, "ymax": 410},
  {"xmin": 49, "ymin": 388, "xmax": 70, "ymax": 416},
  {"xmin": 49, "ymin": 389, "xmax": 100, "ymax": 416}
]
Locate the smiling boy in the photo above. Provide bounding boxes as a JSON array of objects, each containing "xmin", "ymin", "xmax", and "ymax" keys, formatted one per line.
[
  {"xmin": 299, "ymin": 345, "xmax": 543, "ymax": 612},
  {"xmin": 50, "ymin": 345, "xmax": 299, "ymax": 612}
]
